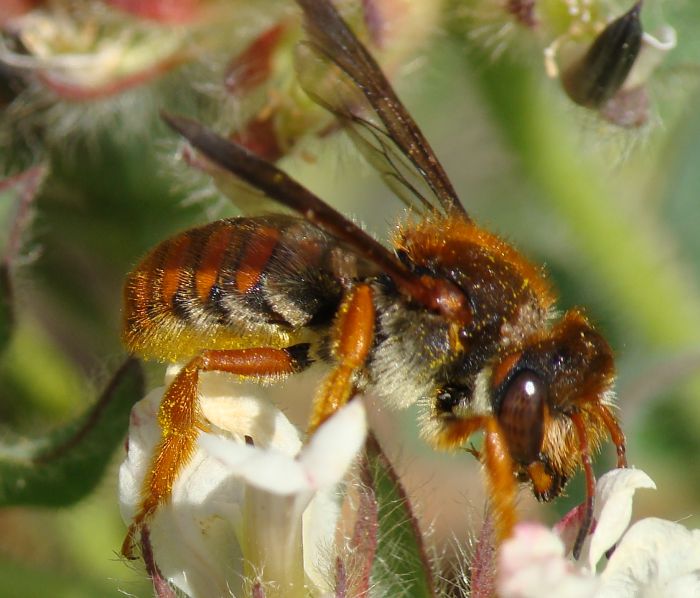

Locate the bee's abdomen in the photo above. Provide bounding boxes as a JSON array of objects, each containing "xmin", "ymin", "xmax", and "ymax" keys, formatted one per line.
[{"xmin": 123, "ymin": 216, "xmax": 342, "ymax": 361}]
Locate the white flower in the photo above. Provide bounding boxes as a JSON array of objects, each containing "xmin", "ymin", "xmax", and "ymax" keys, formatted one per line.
[
  {"xmin": 119, "ymin": 368, "xmax": 367, "ymax": 598},
  {"xmin": 622, "ymin": 27, "xmax": 677, "ymax": 92},
  {"xmin": 498, "ymin": 468, "xmax": 700, "ymax": 598}
]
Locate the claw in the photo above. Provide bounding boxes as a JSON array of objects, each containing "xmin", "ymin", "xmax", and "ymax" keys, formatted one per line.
[{"xmin": 121, "ymin": 520, "xmax": 142, "ymax": 560}]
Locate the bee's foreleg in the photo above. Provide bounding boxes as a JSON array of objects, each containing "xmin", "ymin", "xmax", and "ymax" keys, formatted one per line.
[
  {"xmin": 570, "ymin": 411, "xmax": 596, "ymax": 560},
  {"xmin": 566, "ymin": 401, "xmax": 626, "ymax": 559},
  {"xmin": 425, "ymin": 414, "xmax": 517, "ymax": 544},
  {"xmin": 594, "ymin": 403, "xmax": 627, "ymax": 468}
]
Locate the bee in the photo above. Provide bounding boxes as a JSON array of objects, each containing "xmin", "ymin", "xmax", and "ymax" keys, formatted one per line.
[{"xmin": 121, "ymin": 0, "xmax": 627, "ymax": 559}]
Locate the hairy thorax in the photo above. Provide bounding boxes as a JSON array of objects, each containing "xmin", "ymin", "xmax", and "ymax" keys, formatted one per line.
[{"xmin": 367, "ymin": 215, "xmax": 556, "ymax": 410}]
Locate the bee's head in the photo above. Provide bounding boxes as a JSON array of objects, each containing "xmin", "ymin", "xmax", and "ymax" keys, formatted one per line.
[{"xmin": 490, "ymin": 309, "xmax": 616, "ymax": 500}]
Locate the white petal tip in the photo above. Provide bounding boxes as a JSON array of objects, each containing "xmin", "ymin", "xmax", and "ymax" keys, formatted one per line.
[
  {"xmin": 299, "ymin": 398, "xmax": 368, "ymax": 490},
  {"xmin": 599, "ymin": 468, "xmax": 656, "ymax": 493}
]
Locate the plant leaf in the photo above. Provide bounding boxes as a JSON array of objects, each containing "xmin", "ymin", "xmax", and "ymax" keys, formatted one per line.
[
  {"xmin": 360, "ymin": 433, "xmax": 435, "ymax": 597},
  {"xmin": 0, "ymin": 358, "xmax": 144, "ymax": 506}
]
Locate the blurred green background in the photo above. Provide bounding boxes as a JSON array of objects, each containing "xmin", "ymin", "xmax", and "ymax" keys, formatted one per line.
[{"xmin": 1, "ymin": 0, "xmax": 700, "ymax": 595}]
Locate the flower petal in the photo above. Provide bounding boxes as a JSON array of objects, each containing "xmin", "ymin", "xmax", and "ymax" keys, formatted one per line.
[
  {"xmin": 588, "ymin": 468, "xmax": 656, "ymax": 571},
  {"xmin": 297, "ymin": 398, "xmax": 367, "ymax": 490},
  {"xmin": 498, "ymin": 523, "xmax": 600, "ymax": 598},
  {"xmin": 200, "ymin": 397, "xmax": 367, "ymax": 496},
  {"xmin": 623, "ymin": 26, "xmax": 677, "ymax": 90},
  {"xmin": 302, "ymin": 484, "xmax": 340, "ymax": 591},
  {"xmin": 598, "ymin": 518, "xmax": 700, "ymax": 598},
  {"xmin": 196, "ymin": 371, "xmax": 303, "ymax": 454},
  {"xmin": 198, "ymin": 434, "xmax": 309, "ymax": 495},
  {"xmin": 119, "ymin": 387, "xmax": 167, "ymax": 522},
  {"xmin": 148, "ymin": 500, "xmax": 245, "ymax": 598}
]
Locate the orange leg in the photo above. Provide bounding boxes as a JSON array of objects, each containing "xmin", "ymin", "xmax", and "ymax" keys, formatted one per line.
[
  {"xmin": 482, "ymin": 418, "xmax": 518, "ymax": 543},
  {"xmin": 122, "ymin": 344, "xmax": 309, "ymax": 558},
  {"xmin": 571, "ymin": 411, "xmax": 596, "ymax": 560},
  {"xmin": 429, "ymin": 415, "xmax": 517, "ymax": 544},
  {"xmin": 308, "ymin": 284, "xmax": 375, "ymax": 432},
  {"xmin": 595, "ymin": 403, "xmax": 627, "ymax": 468}
]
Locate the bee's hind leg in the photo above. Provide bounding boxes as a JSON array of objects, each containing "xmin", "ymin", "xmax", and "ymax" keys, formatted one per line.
[{"xmin": 122, "ymin": 344, "xmax": 312, "ymax": 558}]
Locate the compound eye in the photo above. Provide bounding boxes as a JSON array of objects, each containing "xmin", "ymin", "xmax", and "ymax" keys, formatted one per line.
[{"xmin": 497, "ymin": 369, "xmax": 547, "ymax": 465}]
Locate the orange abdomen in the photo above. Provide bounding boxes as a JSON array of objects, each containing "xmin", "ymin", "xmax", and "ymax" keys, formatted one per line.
[{"xmin": 123, "ymin": 215, "xmax": 342, "ymax": 362}]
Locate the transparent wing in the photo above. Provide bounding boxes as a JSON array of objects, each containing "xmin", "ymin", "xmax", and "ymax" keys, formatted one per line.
[{"xmin": 295, "ymin": 0, "xmax": 468, "ymax": 218}]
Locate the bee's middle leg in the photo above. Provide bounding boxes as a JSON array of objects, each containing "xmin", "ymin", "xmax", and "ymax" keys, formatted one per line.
[{"xmin": 308, "ymin": 284, "xmax": 375, "ymax": 433}]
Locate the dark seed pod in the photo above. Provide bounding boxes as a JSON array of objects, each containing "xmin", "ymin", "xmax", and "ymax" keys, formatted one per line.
[{"xmin": 561, "ymin": 2, "xmax": 643, "ymax": 108}]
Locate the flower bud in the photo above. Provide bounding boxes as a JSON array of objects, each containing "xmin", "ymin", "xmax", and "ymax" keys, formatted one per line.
[
  {"xmin": 466, "ymin": 0, "xmax": 676, "ymax": 128},
  {"xmin": 560, "ymin": 2, "xmax": 643, "ymax": 109},
  {"xmin": 219, "ymin": 0, "xmax": 442, "ymax": 162},
  {"xmin": 0, "ymin": 7, "xmax": 187, "ymax": 101}
]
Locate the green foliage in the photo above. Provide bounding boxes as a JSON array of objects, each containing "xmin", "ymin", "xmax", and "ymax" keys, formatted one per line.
[
  {"xmin": 0, "ymin": 265, "xmax": 13, "ymax": 355},
  {"xmin": 0, "ymin": 559, "xmax": 112, "ymax": 598},
  {"xmin": 0, "ymin": 165, "xmax": 47, "ymax": 354},
  {"xmin": 360, "ymin": 435, "xmax": 435, "ymax": 598},
  {"xmin": 0, "ymin": 358, "xmax": 143, "ymax": 506}
]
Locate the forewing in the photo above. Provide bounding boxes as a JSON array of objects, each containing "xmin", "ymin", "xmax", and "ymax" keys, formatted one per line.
[
  {"xmin": 296, "ymin": 42, "xmax": 433, "ymax": 214},
  {"xmin": 163, "ymin": 113, "xmax": 442, "ymax": 311},
  {"xmin": 180, "ymin": 130, "xmax": 289, "ymax": 216},
  {"xmin": 295, "ymin": 0, "xmax": 467, "ymax": 218}
]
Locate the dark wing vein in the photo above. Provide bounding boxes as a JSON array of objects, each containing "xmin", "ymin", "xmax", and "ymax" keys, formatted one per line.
[
  {"xmin": 297, "ymin": 42, "xmax": 433, "ymax": 213},
  {"xmin": 295, "ymin": 0, "xmax": 467, "ymax": 218}
]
